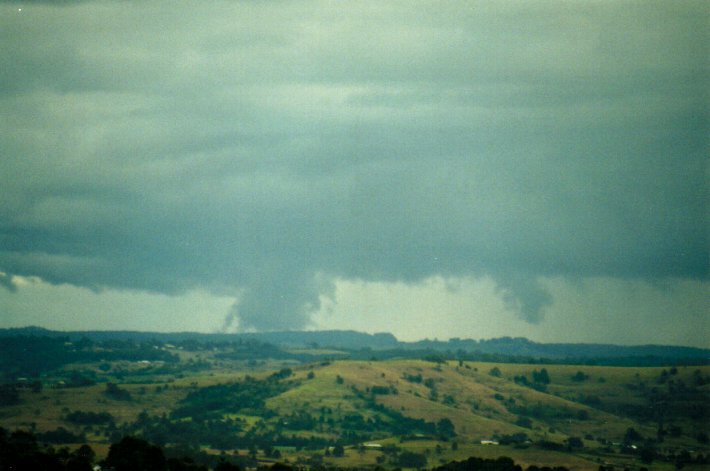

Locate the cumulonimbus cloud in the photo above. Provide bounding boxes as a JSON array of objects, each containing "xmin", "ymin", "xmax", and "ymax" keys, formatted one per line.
[{"xmin": 0, "ymin": 1, "xmax": 707, "ymax": 331}]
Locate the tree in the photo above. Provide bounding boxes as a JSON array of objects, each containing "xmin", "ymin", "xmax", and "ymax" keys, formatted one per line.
[
  {"xmin": 489, "ymin": 367, "xmax": 502, "ymax": 377},
  {"xmin": 167, "ymin": 457, "xmax": 209, "ymax": 470},
  {"xmin": 66, "ymin": 455, "xmax": 93, "ymax": 471},
  {"xmin": 74, "ymin": 444, "xmax": 95, "ymax": 463},
  {"xmin": 515, "ymin": 416, "xmax": 533, "ymax": 429},
  {"xmin": 103, "ymin": 436, "xmax": 167, "ymax": 471},
  {"xmin": 104, "ymin": 382, "xmax": 132, "ymax": 401},
  {"xmin": 68, "ymin": 371, "xmax": 95, "ymax": 387},
  {"xmin": 30, "ymin": 380, "xmax": 43, "ymax": 393},
  {"xmin": 639, "ymin": 445, "xmax": 655, "ymax": 464},
  {"xmin": 437, "ymin": 418, "xmax": 456, "ymax": 439},
  {"xmin": 332, "ymin": 444, "xmax": 345, "ymax": 457},
  {"xmin": 398, "ymin": 451, "xmax": 427, "ymax": 469},
  {"xmin": 443, "ymin": 394, "xmax": 456, "ymax": 406},
  {"xmin": 0, "ymin": 385, "xmax": 20, "ymax": 406},
  {"xmin": 623, "ymin": 427, "xmax": 643, "ymax": 444},
  {"xmin": 215, "ymin": 461, "xmax": 241, "ymax": 471},
  {"xmin": 566, "ymin": 437, "xmax": 584, "ymax": 449},
  {"xmin": 571, "ymin": 371, "xmax": 589, "ymax": 382},
  {"xmin": 532, "ymin": 368, "xmax": 550, "ymax": 384}
]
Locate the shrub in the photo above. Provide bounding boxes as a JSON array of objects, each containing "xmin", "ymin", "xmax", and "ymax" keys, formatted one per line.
[
  {"xmin": 571, "ymin": 371, "xmax": 589, "ymax": 382},
  {"xmin": 532, "ymin": 368, "xmax": 550, "ymax": 384},
  {"xmin": 332, "ymin": 444, "xmax": 345, "ymax": 457},
  {"xmin": 566, "ymin": 436, "xmax": 584, "ymax": 449},
  {"xmin": 0, "ymin": 385, "xmax": 20, "ymax": 406},
  {"xmin": 437, "ymin": 418, "xmax": 456, "ymax": 439},
  {"xmin": 624, "ymin": 427, "xmax": 643, "ymax": 444},
  {"xmin": 397, "ymin": 451, "xmax": 427, "ymax": 469},
  {"xmin": 37, "ymin": 427, "xmax": 85, "ymax": 444},
  {"xmin": 66, "ymin": 410, "xmax": 115, "ymax": 425},
  {"xmin": 105, "ymin": 383, "xmax": 132, "ymax": 401},
  {"xmin": 515, "ymin": 416, "xmax": 533, "ymax": 429},
  {"xmin": 404, "ymin": 373, "xmax": 423, "ymax": 383}
]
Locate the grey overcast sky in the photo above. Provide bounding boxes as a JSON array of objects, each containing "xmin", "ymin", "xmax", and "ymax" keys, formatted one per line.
[{"xmin": 0, "ymin": 1, "xmax": 708, "ymax": 346}]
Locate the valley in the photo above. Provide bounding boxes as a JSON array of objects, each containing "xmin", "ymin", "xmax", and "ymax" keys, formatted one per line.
[{"xmin": 0, "ymin": 330, "xmax": 708, "ymax": 470}]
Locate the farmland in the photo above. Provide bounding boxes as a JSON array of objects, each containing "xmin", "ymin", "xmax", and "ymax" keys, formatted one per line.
[{"xmin": 0, "ymin": 330, "xmax": 708, "ymax": 470}]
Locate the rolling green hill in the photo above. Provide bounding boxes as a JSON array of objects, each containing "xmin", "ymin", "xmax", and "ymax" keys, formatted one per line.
[{"xmin": 1, "ymin": 343, "xmax": 708, "ymax": 470}]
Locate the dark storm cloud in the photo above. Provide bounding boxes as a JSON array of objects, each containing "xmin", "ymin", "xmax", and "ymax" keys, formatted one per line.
[{"xmin": 0, "ymin": 1, "xmax": 707, "ymax": 330}]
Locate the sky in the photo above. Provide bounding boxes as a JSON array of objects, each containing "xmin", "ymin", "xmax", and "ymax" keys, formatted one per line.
[{"xmin": 0, "ymin": 1, "xmax": 708, "ymax": 347}]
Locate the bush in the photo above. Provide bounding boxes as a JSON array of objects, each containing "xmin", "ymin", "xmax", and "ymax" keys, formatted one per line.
[
  {"xmin": 498, "ymin": 433, "xmax": 529, "ymax": 445},
  {"xmin": 397, "ymin": 451, "xmax": 427, "ymax": 469},
  {"xmin": 404, "ymin": 373, "xmax": 423, "ymax": 383},
  {"xmin": 167, "ymin": 457, "xmax": 208, "ymax": 470},
  {"xmin": 571, "ymin": 371, "xmax": 589, "ymax": 382},
  {"xmin": 437, "ymin": 418, "xmax": 456, "ymax": 438},
  {"xmin": 532, "ymin": 368, "xmax": 550, "ymax": 384},
  {"xmin": 514, "ymin": 375, "xmax": 529, "ymax": 386},
  {"xmin": 37, "ymin": 427, "xmax": 85, "ymax": 444},
  {"xmin": 105, "ymin": 383, "xmax": 132, "ymax": 401},
  {"xmin": 270, "ymin": 368, "xmax": 293, "ymax": 380},
  {"xmin": 332, "ymin": 444, "xmax": 345, "ymax": 457},
  {"xmin": 424, "ymin": 354, "xmax": 446, "ymax": 364},
  {"xmin": 515, "ymin": 416, "xmax": 533, "ymax": 429},
  {"xmin": 66, "ymin": 410, "xmax": 115, "ymax": 425},
  {"xmin": 537, "ymin": 440, "xmax": 565, "ymax": 451},
  {"xmin": 566, "ymin": 436, "xmax": 584, "ymax": 449},
  {"xmin": 0, "ymin": 385, "xmax": 20, "ymax": 406},
  {"xmin": 624, "ymin": 427, "xmax": 643, "ymax": 444},
  {"xmin": 67, "ymin": 371, "xmax": 96, "ymax": 388},
  {"xmin": 214, "ymin": 462, "xmax": 241, "ymax": 471},
  {"xmin": 434, "ymin": 456, "xmax": 525, "ymax": 471}
]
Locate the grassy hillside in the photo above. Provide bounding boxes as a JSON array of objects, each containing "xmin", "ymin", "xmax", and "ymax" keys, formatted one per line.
[{"xmin": 1, "ymin": 349, "xmax": 708, "ymax": 470}]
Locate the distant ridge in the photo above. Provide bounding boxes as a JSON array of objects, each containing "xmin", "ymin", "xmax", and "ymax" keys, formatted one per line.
[
  {"xmin": 0, "ymin": 327, "xmax": 398, "ymax": 350},
  {"xmin": 1, "ymin": 326, "xmax": 707, "ymax": 362},
  {"xmin": 406, "ymin": 336, "xmax": 710, "ymax": 361}
]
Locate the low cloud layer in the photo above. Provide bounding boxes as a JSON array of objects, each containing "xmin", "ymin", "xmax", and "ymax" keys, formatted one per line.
[{"xmin": 0, "ymin": 1, "xmax": 707, "ymax": 334}]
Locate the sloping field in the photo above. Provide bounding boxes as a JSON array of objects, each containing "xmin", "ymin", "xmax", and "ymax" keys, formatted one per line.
[{"xmin": 2, "ymin": 357, "xmax": 708, "ymax": 469}]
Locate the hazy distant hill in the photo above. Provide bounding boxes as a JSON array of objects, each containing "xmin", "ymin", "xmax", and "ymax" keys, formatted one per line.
[
  {"xmin": 1, "ymin": 326, "xmax": 707, "ymax": 363},
  {"xmin": 0, "ymin": 327, "xmax": 397, "ymax": 349},
  {"xmin": 409, "ymin": 336, "xmax": 710, "ymax": 361}
]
